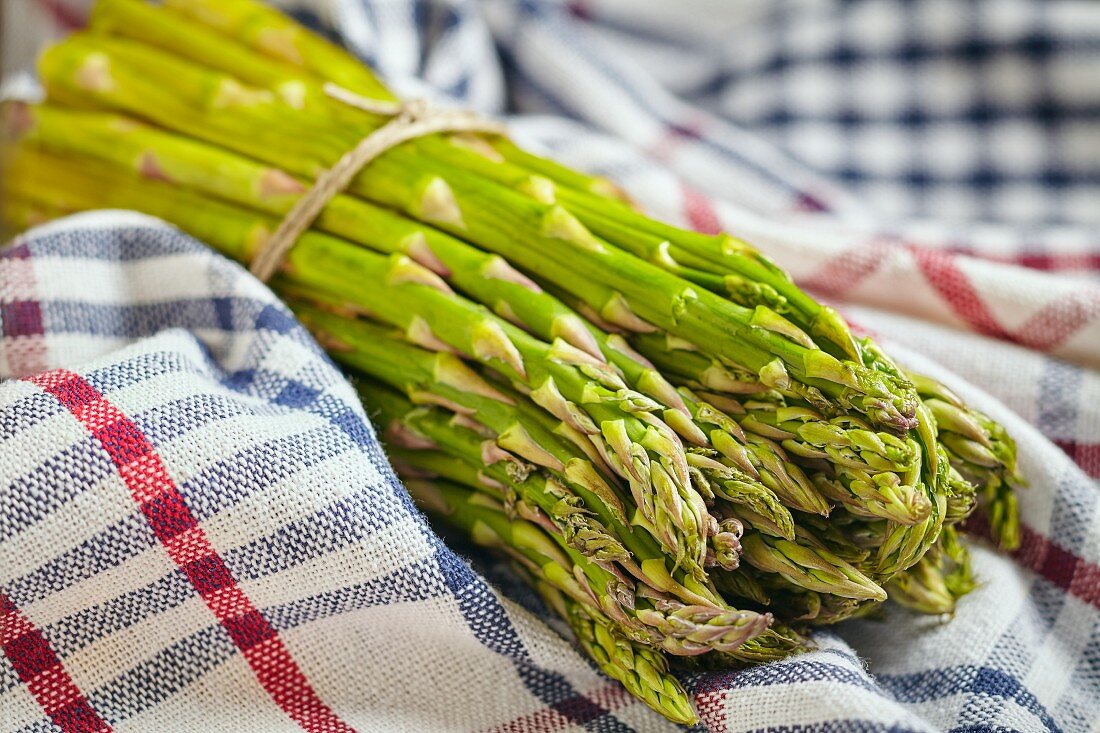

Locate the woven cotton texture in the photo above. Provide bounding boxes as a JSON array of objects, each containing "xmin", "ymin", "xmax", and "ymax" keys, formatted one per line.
[{"xmin": 3, "ymin": 1, "xmax": 1100, "ymax": 732}]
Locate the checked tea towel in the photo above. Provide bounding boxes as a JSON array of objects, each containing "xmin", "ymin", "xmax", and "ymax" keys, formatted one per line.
[{"xmin": 3, "ymin": 0, "xmax": 1100, "ymax": 731}]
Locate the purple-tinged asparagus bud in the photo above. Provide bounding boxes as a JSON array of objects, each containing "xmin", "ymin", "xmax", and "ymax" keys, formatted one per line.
[
  {"xmin": 551, "ymin": 314, "xmax": 603, "ymax": 361},
  {"xmin": 385, "ymin": 421, "xmax": 437, "ymax": 450},
  {"xmin": 405, "ymin": 316, "xmax": 456, "ymax": 353},
  {"xmin": 601, "ymin": 292, "xmax": 658, "ymax": 333},
  {"xmin": 531, "ymin": 377, "xmax": 599, "ymax": 435},
  {"xmin": 542, "ymin": 205, "xmax": 605, "ymax": 252},
  {"xmin": 497, "ymin": 423, "xmax": 565, "ymax": 472},
  {"xmin": 749, "ymin": 306, "xmax": 816, "ymax": 349},
  {"xmin": 386, "ymin": 255, "xmax": 454, "ymax": 294},
  {"xmin": 416, "ymin": 177, "xmax": 465, "ymax": 229},
  {"xmin": 433, "ymin": 353, "xmax": 514, "ymax": 404},
  {"xmin": 138, "ymin": 151, "xmax": 173, "ymax": 182},
  {"xmin": 400, "ymin": 232, "xmax": 451, "ymax": 277},
  {"xmin": 258, "ymin": 168, "xmax": 307, "ymax": 198},
  {"xmin": 470, "ymin": 319, "xmax": 526, "ymax": 378},
  {"xmin": 408, "ymin": 390, "xmax": 475, "ymax": 417},
  {"xmin": 479, "ymin": 439, "xmax": 517, "ymax": 467}
]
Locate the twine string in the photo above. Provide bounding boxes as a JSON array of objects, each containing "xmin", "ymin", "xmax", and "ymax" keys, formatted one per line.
[{"xmin": 249, "ymin": 85, "xmax": 506, "ymax": 282}]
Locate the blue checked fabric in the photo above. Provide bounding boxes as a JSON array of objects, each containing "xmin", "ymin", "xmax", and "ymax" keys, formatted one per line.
[{"xmin": 3, "ymin": 1, "xmax": 1100, "ymax": 732}]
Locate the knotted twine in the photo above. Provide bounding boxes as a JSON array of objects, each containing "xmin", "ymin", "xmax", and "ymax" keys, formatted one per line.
[{"xmin": 248, "ymin": 83, "xmax": 507, "ymax": 282}]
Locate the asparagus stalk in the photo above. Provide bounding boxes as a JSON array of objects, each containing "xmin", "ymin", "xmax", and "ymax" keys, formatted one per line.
[
  {"xmin": 740, "ymin": 533, "xmax": 886, "ymax": 602},
  {"xmin": 690, "ymin": 622, "xmax": 808, "ymax": 665},
  {"xmin": 152, "ymin": 0, "xmax": 867, "ymax": 371},
  {"xmin": 0, "ymin": 99, "xmax": 976, "ymax": 618},
  {"xmin": 887, "ymin": 527, "xmax": 976, "ymax": 615},
  {"xmin": 162, "ymin": 0, "xmax": 395, "ymax": 101},
  {"xmin": 406, "ymin": 478, "xmax": 773, "ymax": 657},
  {"xmin": 7, "ymin": 140, "xmax": 719, "ymax": 578},
  {"xmin": 535, "ymin": 581, "xmax": 698, "ymax": 725},
  {"xmin": 90, "ymin": 0, "xmax": 354, "ymax": 116},
  {"xmin": 14, "ymin": 103, "xmax": 816, "ymax": 524},
  {"xmin": 356, "ymin": 378, "xmax": 631, "ymax": 561},
  {"xmin": 35, "ymin": 34, "xmax": 922, "ymax": 435},
  {"xmin": 367, "ymin": 405, "xmax": 730, "ymax": 611},
  {"xmin": 739, "ymin": 400, "xmax": 928, "ymax": 523},
  {"xmin": 908, "ymin": 372, "xmax": 1023, "ymax": 550},
  {"xmin": 630, "ymin": 332, "xmax": 769, "ymax": 396},
  {"xmin": 156, "ymin": 0, "xmax": 625, "ymax": 200},
  {"xmin": 872, "ymin": 492, "xmax": 947, "ymax": 579},
  {"xmin": 391, "ymin": 447, "xmax": 629, "ymax": 564},
  {"xmin": 750, "ymin": 581, "xmax": 870, "ymax": 626},
  {"xmin": 943, "ymin": 463, "xmax": 979, "ymax": 526},
  {"xmin": 0, "ymin": 193, "xmax": 68, "ymax": 234},
  {"xmin": 9, "ymin": 142, "xmax": 847, "ymax": 611}
]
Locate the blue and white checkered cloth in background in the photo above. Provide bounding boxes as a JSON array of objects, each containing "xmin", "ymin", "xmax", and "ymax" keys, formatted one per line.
[{"xmin": 2, "ymin": 1, "xmax": 1099, "ymax": 731}]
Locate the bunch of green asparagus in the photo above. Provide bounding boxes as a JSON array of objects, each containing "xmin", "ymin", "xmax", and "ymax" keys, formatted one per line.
[{"xmin": 0, "ymin": 0, "xmax": 1025, "ymax": 723}]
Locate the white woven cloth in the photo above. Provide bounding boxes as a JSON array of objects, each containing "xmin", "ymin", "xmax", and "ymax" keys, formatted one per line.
[{"xmin": 2, "ymin": 1, "xmax": 1099, "ymax": 731}]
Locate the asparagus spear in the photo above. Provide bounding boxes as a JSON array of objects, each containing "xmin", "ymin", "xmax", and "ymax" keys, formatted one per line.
[
  {"xmin": 35, "ymin": 34, "xmax": 921, "ymax": 435},
  {"xmin": 887, "ymin": 527, "xmax": 976, "ymax": 615},
  {"xmin": 534, "ymin": 581, "xmax": 698, "ymax": 725},
  {"xmin": 406, "ymin": 478, "xmax": 773, "ymax": 657},
  {"xmin": 0, "ymin": 193, "xmax": 68, "ymax": 234},
  {"xmin": 162, "ymin": 0, "xmax": 395, "ymax": 101},
  {"xmin": 14, "ymin": 103, "xmax": 821, "ymax": 525},
  {"xmin": 363, "ymin": 381, "xmax": 750, "ymax": 612},
  {"xmin": 90, "ymin": 0, "xmax": 353, "ymax": 116},
  {"xmin": 0, "ymin": 106, "xmax": 980, "ymax": 618},
  {"xmin": 150, "ymin": 0, "xmax": 868, "ymax": 372},
  {"xmin": 872, "ymin": 492, "xmax": 947, "ymax": 579},
  {"xmin": 740, "ymin": 533, "xmax": 887, "ymax": 602},
  {"xmin": 10, "ymin": 142, "xmax": 859, "ymax": 610},
  {"xmin": 155, "ymin": 0, "xmax": 625, "ymax": 200},
  {"xmin": 908, "ymin": 372, "xmax": 1023, "ymax": 550},
  {"xmin": 7, "ymin": 140, "xmax": 718, "ymax": 577},
  {"xmin": 356, "ymin": 377, "xmax": 629, "ymax": 558}
]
